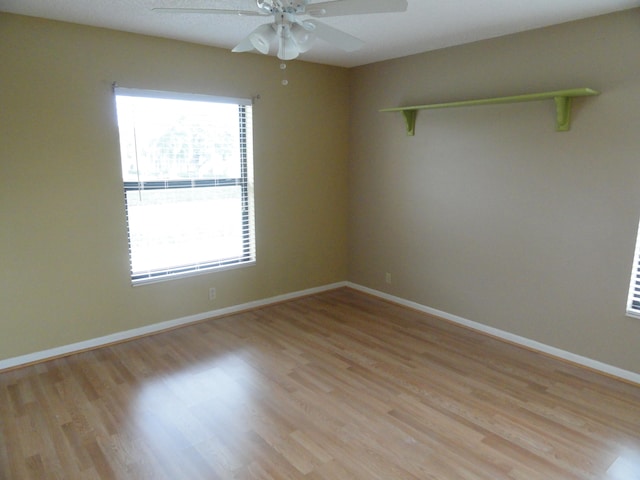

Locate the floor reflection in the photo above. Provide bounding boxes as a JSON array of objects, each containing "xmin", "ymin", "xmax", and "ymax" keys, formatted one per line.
[{"xmin": 607, "ymin": 450, "xmax": 640, "ymax": 480}]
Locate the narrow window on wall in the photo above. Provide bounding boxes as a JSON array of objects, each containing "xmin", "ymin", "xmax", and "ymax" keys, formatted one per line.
[
  {"xmin": 626, "ymin": 220, "xmax": 640, "ymax": 318},
  {"xmin": 114, "ymin": 87, "xmax": 255, "ymax": 285}
]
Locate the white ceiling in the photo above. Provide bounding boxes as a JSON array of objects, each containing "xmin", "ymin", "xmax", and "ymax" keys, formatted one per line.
[{"xmin": 1, "ymin": 0, "xmax": 638, "ymax": 68}]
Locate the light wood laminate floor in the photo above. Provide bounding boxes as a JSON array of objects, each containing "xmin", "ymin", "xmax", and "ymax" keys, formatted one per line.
[{"xmin": 1, "ymin": 288, "xmax": 639, "ymax": 479}]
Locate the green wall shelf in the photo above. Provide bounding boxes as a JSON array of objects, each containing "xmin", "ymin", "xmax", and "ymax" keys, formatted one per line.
[{"xmin": 380, "ymin": 88, "xmax": 600, "ymax": 136}]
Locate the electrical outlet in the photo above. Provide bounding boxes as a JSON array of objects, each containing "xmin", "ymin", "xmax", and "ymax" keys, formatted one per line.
[
  {"xmin": 385, "ymin": 272, "xmax": 392, "ymax": 284},
  {"xmin": 209, "ymin": 287, "xmax": 216, "ymax": 301}
]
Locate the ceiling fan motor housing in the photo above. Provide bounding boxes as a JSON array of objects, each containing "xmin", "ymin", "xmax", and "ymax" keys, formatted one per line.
[{"xmin": 257, "ymin": 0, "xmax": 309, "ymax": 15}]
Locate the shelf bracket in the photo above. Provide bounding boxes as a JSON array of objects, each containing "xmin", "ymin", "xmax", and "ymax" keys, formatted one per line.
[
  {"xmin": 402, "ymin": 110, "xmax": 417, "ymax": 137},
  {"xmin": 554, "ymin": 95, "xmax": 572, "ymax": 132}
]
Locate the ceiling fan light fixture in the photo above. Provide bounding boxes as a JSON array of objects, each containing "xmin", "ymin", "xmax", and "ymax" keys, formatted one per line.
[
  {"xmin": 158, "ymin": 0, "xmax": 409, "ymax": 60},
  {"xmin": 291, "ymin": 22, "xmax": 316, "ymax": 53},
  {"xmin": 277, "ymin": 24, "xmax": 300, "ymax": 60},
  {"xmin": 249, "ymin": 23, "xmax": 276, "ymax": 54},
  {"xmin": 277, "ymin": 40, "xmax": 299, "ymax": 60}
]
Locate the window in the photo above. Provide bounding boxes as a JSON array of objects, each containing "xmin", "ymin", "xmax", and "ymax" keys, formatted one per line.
[
  {"xmin": 114, "ymin": 87, "xmax": 255, "ymax": 284},
  {"xmin": 627, "ymin": 220, "xmax": 640, "ymax": 318}
]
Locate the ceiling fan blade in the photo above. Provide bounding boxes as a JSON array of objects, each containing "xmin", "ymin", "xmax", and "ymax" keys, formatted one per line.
[
  {"xmin": 152, "ymin": 8, "xmax": 267, "ymax": 16},
  {"xmin": 306, "ymin": 0, "xmax": 408, "ymax": 18},
  {"xmin": 305, "ymin": 20, "xmax": 364, "ymax": 52},
  {"xmin": 232, "ymin": 35, "xmax": 256, "ymax": 53}
]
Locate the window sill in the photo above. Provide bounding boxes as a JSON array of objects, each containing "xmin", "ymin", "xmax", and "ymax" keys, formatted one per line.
[
  {"xmin": 625, "ymin": 309, "xmax": 640, "ymax": 320},
  {"xmin": 131, "ymin": 260, "xmax": 256, "ymax": 287}
]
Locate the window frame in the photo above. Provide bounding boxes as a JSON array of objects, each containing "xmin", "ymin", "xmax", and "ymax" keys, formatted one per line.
[
  {"xmin": 626, "ymin": 219, "xmax": 640, "ymax": 318},
  {"xmin": 114, "ymin": 87, "xmax": 255, "ymax": 285}
]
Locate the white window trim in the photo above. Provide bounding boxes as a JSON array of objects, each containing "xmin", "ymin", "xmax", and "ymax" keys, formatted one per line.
[{"xmin": 114, "ymin": 87, "xmax": 256, "ymax": 285}]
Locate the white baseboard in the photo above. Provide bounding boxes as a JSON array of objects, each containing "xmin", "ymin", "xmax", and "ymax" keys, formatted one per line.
[
  {"xmin": 0, "ymin": 282, "xmax": 348, "ymax": 371},
  {"xmin": 347, "ymin": 282, "xmax": 640, "ymax": 385},
  {"xmin": 2, "ymin": 280, "xmax": 639, "ymax": 385}
]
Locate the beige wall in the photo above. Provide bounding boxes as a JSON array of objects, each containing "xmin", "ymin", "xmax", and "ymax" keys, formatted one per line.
[
  {"xmin": 0, "ymin": 13, "xmax": 349, "ymax": 360},
  {"xmin": 348, "ymin": 9, "xmax": 640, "ymax": 373},
  {"xmin": 3, "ymin": 9, "xmax": 640, "ymax": 376}
]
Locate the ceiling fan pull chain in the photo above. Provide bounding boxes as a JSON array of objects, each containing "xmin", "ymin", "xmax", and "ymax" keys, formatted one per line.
[{"xmin": 280, "ymin": 62, "xmax": 289, "ymax": 86}]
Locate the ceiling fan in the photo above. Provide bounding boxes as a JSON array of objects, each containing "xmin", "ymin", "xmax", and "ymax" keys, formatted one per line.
[{"xmin": 153, "ymin": 0, "xmax": 409, "ymax": 61}]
